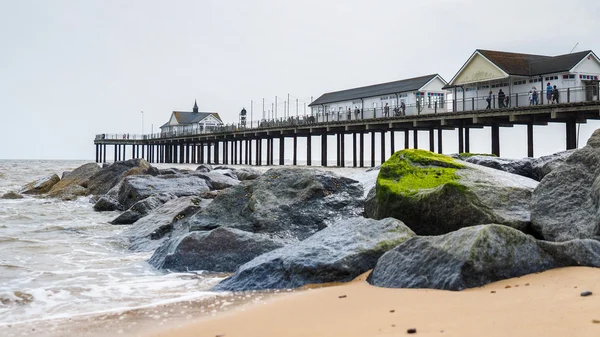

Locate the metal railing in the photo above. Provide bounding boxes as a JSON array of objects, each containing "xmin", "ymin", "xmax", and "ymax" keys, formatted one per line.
[{"xmin": 95, "ymin": 84, "xmax": 600, "ymax": 141}]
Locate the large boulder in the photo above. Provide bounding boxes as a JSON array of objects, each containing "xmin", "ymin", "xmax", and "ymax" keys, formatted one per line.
[
  {"xmin": 365, "ymin": 149, "xmax": 537, "ymax": 236},
  {"xmin": 48, "ymin": 163, "xmax": 100, "ymax": 197},
  {"xmin": 531, "ymin": 130, "xmax": 600, "ymax": 241},
  {"xmin": 116, "ymin": 175, "xmax": 210, "ymax": 210},
  {"xmin": 462, "ymin": 156, "xmax": 533, "ymax": 178},
  {"xmin": 195, "ymin": 164, "xmax": 213, "ymax": 173},
  {"xmin": 86, "ymin": 159, "xmax": 158, "ymax": 195},
  {"xmin": 215, "ymin": 217, "xmax": 415, "ymax": 291},
  {"xmin": 93, "ymin": 195, "xmax": 123, "ymax": 212},
  {"xmin": 124, "ymin": 197, "xmax": 210, "ymax": 252},
  {"xmin": 110, "ymin": 193, "xmax": 177, "ymax": 225},
  {"xmin": 190, "ymin": 171, "xmax": 240, "ymax": 190},
  {"xmin": 21, "ymin": 174, "xmax": 60, "ymax": 195},
  {"xmin": 149, "ymin": 227, "xmax": 286, "ymax": 272},
  {"xmin": 530, "ymin": 150, "xmax": 574, "ymax": 181},
  {"xmin": 368, "ymin": 224, "xmax": 600, "ymax": 291},
  {"xmin": 184, "ymin": 167, "xmax": 364, "ymax": 241},
  {"xmin": 232, "ymin": 167, "xmax": 263, "ymax": 181},
  {"xmin": 1, "ymin": 191, "xmax": 23, "ymax": 199}
]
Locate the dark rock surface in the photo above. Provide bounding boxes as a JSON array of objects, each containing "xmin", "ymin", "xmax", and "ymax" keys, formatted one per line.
[
  {"xmin": 150, "ymin": 227, "xmax": 287, "ymax": 272},
  {"xmin": 184, "ymin": 167, "xmax": 364, "ymax": 241},
  {"xmin": 531, "ymin": 130, "xmax": 600, "ymax": 241},
  {"xmin": 116, "ymin": 175, "xmax": 210, "ymax": 210},
  {"xmin": 368, "ymin": 224, "xmax": 600, "ymax": 291},
  {"xmin": 124, "ymin": 197, "xmax": 210, "ymax": 252},
  {"xmin": 215, "ymin": 217, "xmax": 415, "ymax": 291},
  {"xmin": 110, "ymin": 193, "xmax": 177, "ymax": 225},
  {"xmin": 365, "ymin": 150, "xmax": 537, "ymax": 236},
  {"xmin": 21, "ymin": 174, "xmax": 60, "ymax": 195},
  {"xmin": 93, "ymin": 196, "xmax": 123, "ymax": 212},
  {"xmin": 530, "ymin": 150, "xmax": 574, "ymax": 181},
  {"xmin": 87, "ymin": 159, "xmax": 158, "ymax": 196},
  {"xmin": 48, "ymin": 163, "xmax": 100, "ymax": 197},
  {"xmin": 196, "ymin": 164, "xmax": 213, "ymax": 172},
  {"xmin": 463, "ymin": 156, "xmax": 533, "ymax": 178},
  {"xmin": 190, "ymin": 171, "xmax": 240, "ymax": 190},
  {"xmin": 230, "ymin": 167, "xmax": 263, "ymax": 181},
  {"xmin": 1, "ymin": 191, "xmax": 24, "ymax": 199}
]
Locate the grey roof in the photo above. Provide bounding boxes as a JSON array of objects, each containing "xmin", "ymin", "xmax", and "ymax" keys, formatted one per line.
[
  {"xmin": 478, "ymin": 49, "xmax": 593, "ymax": 76},
  {"xmin": 309, "ymin": 74, "xmax": 442, "ymax": 106},
  {"xmin": 160, "ymin": 111, "xmax": 223, "ymax": 129}
]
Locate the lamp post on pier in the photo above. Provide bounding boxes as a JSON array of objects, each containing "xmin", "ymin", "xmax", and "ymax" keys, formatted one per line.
[{"xmin": 141, "ymin": 111, "xmax": 144, "ymax": 138}]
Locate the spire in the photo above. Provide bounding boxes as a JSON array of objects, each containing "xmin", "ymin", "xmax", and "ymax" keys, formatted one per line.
[{"xmin": 193, "ymin": 99, "xmax": 198, "ymax": 113}]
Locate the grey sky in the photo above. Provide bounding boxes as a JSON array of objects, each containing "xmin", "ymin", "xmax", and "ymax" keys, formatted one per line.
[{"xmin": 1, "ymin": 0, "xmax": 599, "ymax": 160}]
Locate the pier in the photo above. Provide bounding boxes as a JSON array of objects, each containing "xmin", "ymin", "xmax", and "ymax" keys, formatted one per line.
[{"xmin": 94, "ymin": 98, "xmax": 600, "ymax": 166}]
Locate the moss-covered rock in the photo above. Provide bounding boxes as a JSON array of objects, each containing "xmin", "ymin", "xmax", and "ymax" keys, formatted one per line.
[
  {"xmin": 368, "ymin": 224, "xmax": 600, "ymax": 291},
  {"xmin": 214, "ymin": 217, "xmax": 415, "ymax": 291},
  {"xmin": 20, "ymin": 174, "xmax": 60, "ymax": 195},
  {"xmin": 365, "ymin": 149, "xmax": 537, "ymax": 235}
]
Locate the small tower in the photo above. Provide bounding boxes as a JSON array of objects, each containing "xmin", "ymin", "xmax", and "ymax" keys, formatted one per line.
[{"xmin": 193, "ymin": 99, "xmax": 199, "ymax": 113}]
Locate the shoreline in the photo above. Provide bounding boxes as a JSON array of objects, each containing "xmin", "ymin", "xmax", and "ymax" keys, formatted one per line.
[{"xmin": 147, "ymin": 267, "xmax": 600, "ymax": 337}]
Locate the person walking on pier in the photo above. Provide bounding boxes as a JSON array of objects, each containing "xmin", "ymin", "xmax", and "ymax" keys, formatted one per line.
[
  {"xmin": 552, "ymin": 85, "xmax": 559, "ymax": 104},
  {"xmin": 347, "ymin": 107, "xmax": 352, "ymax": 120},
  {"xmin": 532, "ymin": 86, "xmax": 539, "ymax": 105},
  {"xmin": 485, "ymin": 91, "xmax": 492, "ymax": 109},
  {"xmin": 383, "ymin": 103, "xmax": 390, "ymax": 117},
  {"xmin": 400, "ymin": 101, "xmax": 406, "ymax": 116},
  {"xmin": 354, "ymin": 106, "xmax": 360, "ymax": 119},
  {"xmin": 546, "ymin": 82, "xmax": 553, "ymax": 104},
  {"xmin": 498, "ymin": 89, "xmax": 506, "ymax": 108}
]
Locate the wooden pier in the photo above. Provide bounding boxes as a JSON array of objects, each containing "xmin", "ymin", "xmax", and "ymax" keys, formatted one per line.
[{"xmin": 94, "ymin": 101, "xmax": 600, "ymax": 166}]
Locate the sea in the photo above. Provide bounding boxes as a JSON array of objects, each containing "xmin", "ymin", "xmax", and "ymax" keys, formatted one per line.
[{"xmin": 0, "ymin": 159, "xmax": 377, "ymax": 337}]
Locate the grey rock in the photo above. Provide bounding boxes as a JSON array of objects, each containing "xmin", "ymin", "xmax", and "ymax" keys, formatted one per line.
[
  {"xmin": 530, "ymin": 150, "xmax": 574, "ymax": 181},
  {"xmin": 116, "ymin": 175, "xmax": 210, "ymax": 210},
  {"xmin": 93, "ymin": 196, "xmax": 123, "ymax": 212},
  {"xmin": 1, "ymin": 191, "xmax": 23, "ymax": 199},
  {"xmin": 87, "ymin": 159, "xmax": 158, "ymax": 196},
  {"xmin": 531, "ymin": 130, "xmax": 600, "ymax": 241},
  {"xmin": 368, "ymin": 224, "xmax": 600, "ymax": 291},
  {"xmin": 159, "ymin": 168, "xmax": 180, "ymax": 175},
  {"xmin": 185, "ymin": 167, "xmax": 364, "ymax": 241},
  {"xmin": 124, "ymin": 197, "xmax": 210, "ymax": 252},
  {"xmin": 58, "ymin": 185, "xmax": 88, "ymax": 200},
  {"xmin": 21, "ymin": 174, "xmax": 60, "ymax": 195},
  {"xmin": 196, "ymin": 164, "xmax": 213, "ymax": 172},
  {"xmin": 365, "ymin": 150, "xmax": 537, "ymax": 236},
  {"xmin": 61, "ymin": 171, "xmax": 72, "ymax": 179},
  {"xmin": 149, "ymin": 227, "xmax": 286, "ymax": 272},
  {"xmin": 110, "ymin": 193, "xmax": 177, "ymax": 225},
  {"xmin": 463, "ymin": 156, "xmax": 534, "ymax": 179},
  {"xmin": 215, "ymin": 217, "xmax": 415, "ymax": 291},
  {"xmin": 190, "ymin": 171, "xmax": 240, "ymax": 190},
  {"xmin": 48, "ymin": 163, "xmax": 100, "ymax": 197},
  {"xmin": 232, "ymin": 167, "xmax": 263, "ymax": 181}
]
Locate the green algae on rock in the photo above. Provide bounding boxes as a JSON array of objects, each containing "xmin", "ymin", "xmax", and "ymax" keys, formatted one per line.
[{"xmin": 365, "ymin": 149, "xmax": 537, "ymax": 236}]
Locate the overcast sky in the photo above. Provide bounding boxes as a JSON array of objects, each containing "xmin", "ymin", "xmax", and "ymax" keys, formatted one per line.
[{"xmin": 1, "ymin": 0, "xmax": 599, "ymax": 160}]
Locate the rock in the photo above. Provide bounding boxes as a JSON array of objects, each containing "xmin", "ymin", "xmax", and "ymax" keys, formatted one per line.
[
  {"xmin": 48, "ymin": 163, "xmax": 100, "ymax": 197},
  {"xmin": 93, "ymin": 196, "xmax": 123, "ymax": 212},
  {"xmin": 368, "ymin": 224, "xmax": 600, "ymax": 291},
  {"xmin": 149, "ymin": 227, "xmax": 287, "ymax": 272},
  {"xmin": 531, "ymin": 130, "xmax": 600, "ymax": 241},
  {"xmin": 232, "ymin": 167, "xmax": 263, "ymax": 181},
  {"xmin": 86, "ymin": 159, "xmax": 158, "ymax": 196},
  {"xmin": 61, "ymin": 171, "xmax": 72, "ymax": 179},
  {"xmin": 365, "ymin": 149, "xmax": 537, "ymax": 236},
  {"xmin": 581, "ymin": 291, "xmax": 593, "ymax": 297},
  {"xmin": 1, "ymin": 192, "xmax": 23, "ymax": 199},
  {"xmin": 158, "ymin": 168, "xmax": 180, "ymax": 175},
  {"xmin": 214, "ymin": 217, "xmax": 415, "ymax": 291},
  {"xmin": 110, "ymin": 193, "xmax": 177, "ymax": 225},
  {"xmin": 463, "ymin": 156, "xmax": 533, "ymax": 179},
  {"xmin": 530, "ymin": 150, "xmax": 574, "ymax": 181},
  {"xmin": 21, "ymin": 174, "xmax": 60, "ymax": 195},
  {"xmin": 185, "ymin": 167, "xmax": 364, "ymax": 241},
  {"xmin": 57, "ymin": 185, "xmax": 88, "ymax": 200},
  {"xmin": 116, "ymin": 175, "xmax": 210, "ymax": 210},
  {"xmin": 196, "ymin": 164, "xmax": 213, "ymax": 172},
  {"xmin": 124, "ymin": 197, "xmax": 210, "ymax": 252},
  {"xmin": 191, "ymin": 171, "xmax": 240, "ymax": 190}
]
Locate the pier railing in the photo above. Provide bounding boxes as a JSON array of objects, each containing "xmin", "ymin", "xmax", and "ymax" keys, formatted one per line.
[{"xmin": 95, "ymin": 84, "xmax": 599, "ymax": 141}]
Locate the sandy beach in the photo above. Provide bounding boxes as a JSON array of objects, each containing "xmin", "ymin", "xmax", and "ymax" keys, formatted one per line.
[{"xmin": 149, "ymin": 267, "xmax": 600, "ymax": 337}]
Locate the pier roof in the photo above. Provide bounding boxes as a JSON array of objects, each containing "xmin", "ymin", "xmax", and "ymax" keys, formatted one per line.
[{"xmin": 309, "ymin": 74, "xmax": 443, "ymax": 106}]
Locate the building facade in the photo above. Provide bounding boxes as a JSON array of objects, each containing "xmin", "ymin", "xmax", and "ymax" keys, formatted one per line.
[
  {"xmin": 446, "ymin": 49, "xmax": 600, "ymax": 111},
  {"xmin": 308, "ymin": 74, "xmax": 448, "ymax": 121},
  {"xmin": 159, "ymin": 100, "xmax": 223, "ymax": 136}
]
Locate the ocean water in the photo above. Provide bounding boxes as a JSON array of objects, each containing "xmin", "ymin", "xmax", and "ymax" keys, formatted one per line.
[{"xmin": 0, "ymin": 160, "xmax": 224, "ymax": 329}]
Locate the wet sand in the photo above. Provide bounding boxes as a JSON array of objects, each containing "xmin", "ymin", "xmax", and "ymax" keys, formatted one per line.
[{"xmin": 149, "ymin": 267, "xmax": 600, "ymax": 337}]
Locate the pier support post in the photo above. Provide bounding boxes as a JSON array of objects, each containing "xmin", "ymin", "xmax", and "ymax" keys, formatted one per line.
[
  {"xmin": 279, "ymin": 136, "xmax": 285, "ymax": 165},
  {"xmin": 413, "ymin": 130, "xmax": 418, "ymax": 149},
  {"xmin": 307, "ymin": 136, "xmax": 312, "ymax": 166},
  {"xmin": 566, "ymin": 120, "xmax": 577, "ymax": 150},
  {"xmin": 465, "ymin": 127, "xmax": 470, "ymax": 153},
  {"xmin": 207, "ymin": 143, "xmax": 212, "ymax": 164},
  {"xmin": 224, "ymin": 141, "xmax": 228, "ymax": 165},
  {"xmin": 429, "ymin": 128, "xmax": 434, "ymax": 152},
  {"xmin": 404, "ymin": 130, "xmax": 409, "ymax": 149},
  {"xmin": 293, "ymin": 135, "xmax": 297, "ymax": 165},
  {"xmin": 123, "ymin": 145, "xmax": 126, "ymax": 161},
  {"xmin": 390, "ymin": 131, "xmax": 395, "ymax": 156},
  {"xmin": 245, "ymin": 140, "xmax": 249, "ymax": 165},
  {"xmin": 321, "ymin": 134, "xmax": 328, "ymax": 167},
  {"xmin": 527, "ymin": 122, "xmax": 534, "ymax": 157},
  {"xmin": 336, "ymin": 134, "xmax": 341, "ymax": 167},
  {"xmin": 458, "ymin": 125, "xmax": 464, "ymax": 154},
  {"xmin": 437, "ymin": 129, "xmax": 443, "ymax": 154},
  {"xmin": 114, "ymin": 144, "xmax": 117, "ymax": 162},
  {"xmin": 353, "ymin": 133, "xmax": 357, "ymax": 167},
  {"xmin": 248, "ymin": 139, "xmax": 252, "ymax": 165},
  {"xmin": 491, "ymin": 124, "xmax": 500, "ymax": 157},
  {"xmin": 371, "ymin": 131, "xmax": 376, "ymax": 167},
  {"xmin": 103, "ymin": 144, "xmax": 106, "ymax": 163},
  {"xmin": 95, "ymin": 145, "xmax": 99, "ymax": 163},
  {"xmin": 380, "ymin": 131, "xmax": 385, "ymax": 165},
  {"xmin": 185, "ymin": 144, "xmax": 190, "ymax": 164},
  {"xmin": 179, "ymin": 144, "xmax": 185, "ymax": 164},
  {"xmin": 340, "ymin": 133, "xmax": 345, "ymax": 167},
  {"xmin": 214, "ymin": 141, "xmax": 220, "ymax": 164},
  {"xmin": 359, "ymin": 133, "xmax": 364, "ymax": 168},
  {"xmin": 256, "ymin": 139, "xmax": 261, "ymax": 166}
]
